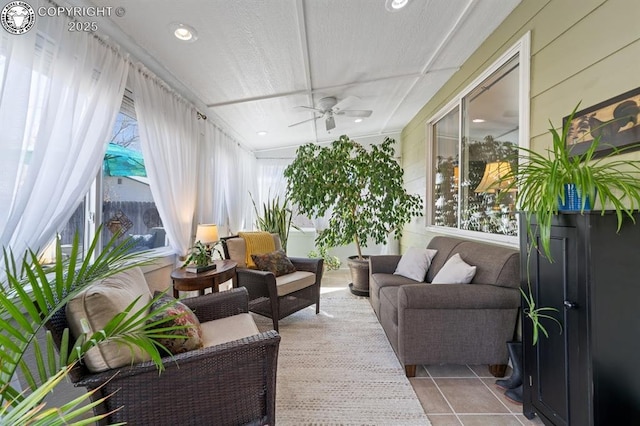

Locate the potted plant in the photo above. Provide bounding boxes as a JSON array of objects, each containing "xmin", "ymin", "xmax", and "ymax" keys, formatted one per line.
[
  {"xmin": 502, "ymin": 104, "xmax": 640, "ymax": 343},
  {"xmin": 308, "ymin": 246, "xmax": 342, "ymax": 271},
  {"xmin": 0, "ymin": 231, "xmax": 182, "ymax": 424},
  {"xmin": 284, "ymin": 135, "xmax": 423, "ymax": 295},
  {"xmin": 250, "ymin": 193, "xmax": 298, "ymax": 252}
]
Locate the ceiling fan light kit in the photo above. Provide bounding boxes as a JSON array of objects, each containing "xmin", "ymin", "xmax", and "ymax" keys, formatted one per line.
[{"xmin": 289, "ymin": 96, "xmax": 373, "ymax": 132}]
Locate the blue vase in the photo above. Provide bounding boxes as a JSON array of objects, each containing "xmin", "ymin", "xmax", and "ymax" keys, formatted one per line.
[{"xmin": 558, "ymin": 183, "xmax": 592, "ymax": 211}]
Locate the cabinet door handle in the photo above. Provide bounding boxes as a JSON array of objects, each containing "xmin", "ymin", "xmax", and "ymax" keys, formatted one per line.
[{"xmin": 563, "ymin": 300, "xmax": 578, "ymax": 310}]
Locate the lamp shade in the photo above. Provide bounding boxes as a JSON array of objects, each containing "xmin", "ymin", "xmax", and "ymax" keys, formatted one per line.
[
  {"xmin": 474, "ymin": 161, "xmax": 513, "ymax": 193},
  {"xmin": 195, "ymin": 224, "xmax": 219, "ymax": 244}
]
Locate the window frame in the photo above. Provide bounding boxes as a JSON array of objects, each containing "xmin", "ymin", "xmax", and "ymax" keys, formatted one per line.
[{"xmin": 425, "ymin": 32, "xmax": 530, "ymax": 246}]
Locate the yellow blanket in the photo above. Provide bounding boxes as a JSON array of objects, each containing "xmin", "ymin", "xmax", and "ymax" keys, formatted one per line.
[{"xmin": 238, "ymin": 231, "xmax": 276, "ymax": 268}]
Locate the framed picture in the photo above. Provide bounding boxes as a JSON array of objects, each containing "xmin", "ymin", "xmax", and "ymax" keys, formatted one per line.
[{"xmin": 564, "ymin": 87, "xmax": 640, "ymax": 157}]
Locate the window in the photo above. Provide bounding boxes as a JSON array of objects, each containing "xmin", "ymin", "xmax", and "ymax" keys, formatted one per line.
[
  {"xmin": 51, "ymin": 93, "xmax": 167, "ymax": 262},
  {"xmin": 428, "ymin": 35, "xmax": 529, "ymax": 242}
]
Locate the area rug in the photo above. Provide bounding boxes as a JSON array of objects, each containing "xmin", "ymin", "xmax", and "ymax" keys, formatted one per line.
[{"xmin": 252, "ymin": 288, "xmax": 431, "ymax": 426}]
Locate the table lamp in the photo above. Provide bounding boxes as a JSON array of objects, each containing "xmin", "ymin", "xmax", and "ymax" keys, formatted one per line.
[{"xmin": 195, "ymin": 224, "xmax": 219, "ymax": 245}]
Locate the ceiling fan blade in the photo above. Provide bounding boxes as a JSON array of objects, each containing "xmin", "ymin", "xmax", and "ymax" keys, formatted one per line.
[
  {"xmin": 294, "ymin": 105, "xmax": 323, "ymax": 113},
  {"xmin": 336, "ymin": 109, "xmax": 373, "ymax": 118},
  {"xmin": 332, "ymin": 95, "xmax": 359, "ymax": 112},
  {"xmin": 325, "ymin": 115, "xmax": 336, "ymax": 131},
  {"xmin": 289, "ymin": 116, "xmax": 320, "ymax": 127}
]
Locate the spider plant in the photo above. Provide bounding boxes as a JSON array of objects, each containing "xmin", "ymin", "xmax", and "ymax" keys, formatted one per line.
[
  {"xmin": 0, "ymin": 229, "xmax": 185, "ymax": 424},
  {"xmin": 503, "ymin": 103, "xmax": 640, "ymax": 260},
  {"xmin": 501, "ymin": 103, "xmax": 640, "ymax": 344}
]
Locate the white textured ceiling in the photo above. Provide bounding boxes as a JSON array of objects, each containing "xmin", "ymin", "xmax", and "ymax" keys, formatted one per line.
[{"xmin": 70, "ymin": 0, "xmax": 521, "ymax": 152}]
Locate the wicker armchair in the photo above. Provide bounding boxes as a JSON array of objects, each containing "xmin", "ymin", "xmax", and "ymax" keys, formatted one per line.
[
  {"xmin": 222, "ymin": 234, "xmax": 323, "ymax": 331},
  {"xmin": 45, "ymin": 287, "xmax": 280, "ymax": 426}
]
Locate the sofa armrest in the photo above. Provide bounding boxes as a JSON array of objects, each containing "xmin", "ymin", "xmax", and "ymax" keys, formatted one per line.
[
  {"xmin": 181, "ymin": 287, "xmax": 248, "ymax": 322},
  {"xmin": 369, "ymin": 255, "xmax": 402, "ymax": 274},
  {"xmin": 398, "ymin": 283, "xmax": 520, "ymax": 310}
]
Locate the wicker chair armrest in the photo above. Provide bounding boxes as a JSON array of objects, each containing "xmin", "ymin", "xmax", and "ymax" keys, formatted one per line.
[
  {"xmin": 289, "ymin": 257, "xmax": 324, "ymax": 274},
  {"xmin": 75, "ymin": 330, "xmax": 281, "ymax": 387},
  {"xmin": 181, "ymin": 287, "xmax": 248, "ymax": 322},
  {"xmin": 236, "ymin": 268, "xmax": 277, "ymax": 298}
]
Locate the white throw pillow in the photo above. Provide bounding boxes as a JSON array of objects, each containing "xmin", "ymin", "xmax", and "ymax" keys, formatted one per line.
[
  {"xmin": 393, "ymin": 247, "xmax": 438, "ymax": 282},
  {"xmin": 431, "ymin": 253, "xmax": 477, "ymax": 284}
]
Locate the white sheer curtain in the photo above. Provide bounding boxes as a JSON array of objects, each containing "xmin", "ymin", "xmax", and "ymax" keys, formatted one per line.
[
  {"xmin": 197, "ymin": 121, "xmax": 258, "ymax": 236},
  {"xmin": 197, "ymin": 122, "xmax": 216, "ymax": 227},
  {"xmin": 229, "ymin": 145, "xmax": 257, "ymax": 233},
  {"xmin": 131, "ymin": 67, "xmax": 200, "ymax": 257},
  {"xmin": 201, "ymin": 122, "xmax": 256, "ymax": 235},
  {"xmin": 0, "ymin": 11, "xmax": 128, "ymax": 268},
  {"xmin": 256, "ymin": 159, "xmax": 290, "ymax": 208}
]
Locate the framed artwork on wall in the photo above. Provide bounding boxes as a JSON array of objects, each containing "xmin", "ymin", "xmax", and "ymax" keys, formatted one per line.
[{"xmin": 564, "ymin": 87, "xmax": 640, "ymax": 157}]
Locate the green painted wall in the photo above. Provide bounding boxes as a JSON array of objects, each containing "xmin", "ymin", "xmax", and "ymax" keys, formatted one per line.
[{"xmin": 400, "ymin": 0, "xmax": 640, "ymax": 251}]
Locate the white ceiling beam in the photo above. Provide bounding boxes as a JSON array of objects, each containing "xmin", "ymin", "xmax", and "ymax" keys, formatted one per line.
[
  {"xmin": 380, "ymin": 0, "xmax": 477, "ymax": 131},
  {"xmin": 205, "ymin": 68, "xmax": 459, "ymax": 108},
  {"xmin": 294, "ymin": 0, "xmax": 318, "ymax": 140}
]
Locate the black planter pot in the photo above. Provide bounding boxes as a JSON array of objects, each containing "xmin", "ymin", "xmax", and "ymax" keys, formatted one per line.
[{"xmin": 348, "ymin": 255, "xmax": 370, "ymax": 296}]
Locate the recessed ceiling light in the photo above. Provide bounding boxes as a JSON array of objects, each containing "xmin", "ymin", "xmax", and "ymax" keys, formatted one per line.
[
  {"xmin": 257, "ymin": 131, "xmax": 268, "ymax": 136},
  {"xmin": 472, "ymin": 118, "xmax": 486, "ymax": 123},
  {"xmin": 385, "ymin": 0, "xmax": 409, "ymax": 11},
  {"xmin": 354, "ymin": 118, "xmax": 363, "ymax": 123},
  {"xmin": 170, "ymin": 23, "xmax": 198, "ymax": 42}
]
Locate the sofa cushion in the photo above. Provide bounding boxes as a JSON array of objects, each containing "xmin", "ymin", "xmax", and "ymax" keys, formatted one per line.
[
  {"xmin": 251, "ymin": 250, "xmax": 296, "ymax": 277},
  {"xmin": 66, "ymin": 267, "xmax": 153, "ymax": 372},
  {"xmin": 275, "ymin": 270, "xmax": 316, "ymax": 296},
  {"xmin": 393, "ymin": 247, "xmax": 438, "ymax": 282},
  {"xmin": 200, "ymin": 313, "xmax": 259, "ymax": 347},
  {"xmin": 431, "ymin": 253, "xmax": 477, "ymax": 284},
  {"xmin": 148, "ymin": 292, "xmax": 203, "ymax": 354},
  {"xmin": 452, "ymin": 241, "xmax": 520, "ymax": 287}
]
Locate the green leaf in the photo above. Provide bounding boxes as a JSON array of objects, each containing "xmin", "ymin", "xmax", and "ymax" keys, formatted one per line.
[{"xmin": 284, "ymin": 135, "xmax": 423, "ymax": 258}]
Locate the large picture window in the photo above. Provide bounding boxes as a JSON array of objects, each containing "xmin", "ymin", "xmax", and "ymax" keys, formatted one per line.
[
  {"xmin": 428, "ymin": 35, "xmax": 529, "ymax": 242},
  {"xmin": 48, "ymin": 94, "xmax": 168, "ymax": 262}
]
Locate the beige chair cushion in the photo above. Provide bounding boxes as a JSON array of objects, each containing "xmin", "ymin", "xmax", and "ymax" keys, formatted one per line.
[
  {"xmin": 66, "ymin": 267, "xmax": 153, "ymax": 372},
  {"xmin": 238, "ymin": 231, "xmax": 276, "ymax": 268},
  {"xmin": 200, "ymin": 313, "xmax": 259, "ymax": 347},
  {"xmin": 226, "ymin": 238, "xmax": 248, "ymax": 267},
  {"xmin": 226, "ymin": 233, "xmax": 283, "ymax": 268},
  {"xmin": 275, "ymin": 270, "xmax": 316, "ymax": 297}
]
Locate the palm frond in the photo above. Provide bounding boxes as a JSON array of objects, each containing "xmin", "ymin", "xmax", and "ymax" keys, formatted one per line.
[
  {"xmin": 0, "ymin": 365, "xmax": 115, "ymax": 426},
  {"xmin": 0, "ymin": 227, "xmax": 178, "ymax": 411}
]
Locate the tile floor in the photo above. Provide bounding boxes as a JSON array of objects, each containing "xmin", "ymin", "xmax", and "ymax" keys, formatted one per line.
[{"xmin": 322, "ymin": 269, "xmax": 545, "ymax": 426}]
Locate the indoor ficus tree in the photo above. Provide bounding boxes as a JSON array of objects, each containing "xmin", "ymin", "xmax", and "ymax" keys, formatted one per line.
[{"xmin": 284, "ymin": 135, "xmax": 423, "ymax": 259}]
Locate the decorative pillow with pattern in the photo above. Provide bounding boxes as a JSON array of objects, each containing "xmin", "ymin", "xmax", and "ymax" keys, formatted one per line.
[
  {"xmin": 251, "ymin": 250, "xmax": 296, "ymax": 277},
  {"xmin": 148, "ymin": 292, "xmax": 203, "ymax": 355}
]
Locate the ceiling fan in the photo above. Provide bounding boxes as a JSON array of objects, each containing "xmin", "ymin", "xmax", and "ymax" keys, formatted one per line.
[{"xmin": 289, "ymin": 96, "xmax": 373, "ymax": 131}]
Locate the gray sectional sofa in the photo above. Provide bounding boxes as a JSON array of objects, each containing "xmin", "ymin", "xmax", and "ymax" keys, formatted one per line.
[{"xmin": 369, "ymin": 236, "xmax": 520, "ymax": 377}]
